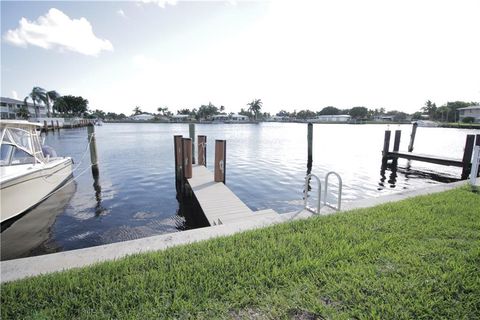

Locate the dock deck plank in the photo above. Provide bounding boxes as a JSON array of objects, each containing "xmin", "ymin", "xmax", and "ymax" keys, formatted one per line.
[{"xmin": 188, "ymin": 165, "xmax": 279, "ymax": 225}]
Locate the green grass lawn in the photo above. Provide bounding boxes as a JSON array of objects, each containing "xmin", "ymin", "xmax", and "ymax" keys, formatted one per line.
[{"xmin": 2, "ymin": 187, "xmax": 479, "ymax": 319}]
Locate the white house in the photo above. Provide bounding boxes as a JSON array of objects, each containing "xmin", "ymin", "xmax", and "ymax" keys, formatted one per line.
[
  {"xmin": 170, "ymin": 114, "xmax": 194, "ymax": 122},
  {"xmin": 313, "ymin": 115, "xmax": 351, "ymax": 122},
  {"xmin": 0, "ymin": 97, "xmax": 46, "ymax": 119},
  {"xmin": 229, "ymin": 114, "xmax": 249, "ymax": 122},
  {"xmin": 212, "ymin": 114, "xmax": 229, "ymax": 122},
  {"xmin": 458, "ymin": 105, "xmax": 480, "ymax": 123},
  {"xmin": 130, "ymin": 113, "xmax": 154, "ymax": 121}
]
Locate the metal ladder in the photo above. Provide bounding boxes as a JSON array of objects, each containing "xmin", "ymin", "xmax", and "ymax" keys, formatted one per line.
[{"xmin": 303, "ymin": 172, "xmax": 343, "ymax": 214}]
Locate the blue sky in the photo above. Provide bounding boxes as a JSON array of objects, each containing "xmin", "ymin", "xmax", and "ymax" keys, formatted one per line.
[{"xmin": 1, "ymin": 0, "xmax": 479, "ymax": 115}]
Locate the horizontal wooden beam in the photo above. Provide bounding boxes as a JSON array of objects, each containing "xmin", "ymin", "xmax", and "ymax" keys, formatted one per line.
[{"xmin": 387, "ymin": 152, "xmax": 463, "ymax": 167}]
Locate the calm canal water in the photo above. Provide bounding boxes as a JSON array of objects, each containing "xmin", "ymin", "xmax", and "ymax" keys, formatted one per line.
[{"xmin": 1, "ymin": 123, "xmax": 477, "ymax": 260}]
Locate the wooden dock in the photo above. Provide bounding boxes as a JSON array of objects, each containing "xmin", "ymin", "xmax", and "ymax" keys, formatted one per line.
[
  {"xmin": 387, "ymin": 151, "xmax": 464, "ymax": 167},
  {"xmin": 187, "ymin": 165, "xmax": 280, "ymax": 225}
]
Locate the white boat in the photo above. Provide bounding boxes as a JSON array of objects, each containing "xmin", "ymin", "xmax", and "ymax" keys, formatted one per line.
[{"xmin": 0, "ymin": 120, "xmax": 73, "ymax": 223}]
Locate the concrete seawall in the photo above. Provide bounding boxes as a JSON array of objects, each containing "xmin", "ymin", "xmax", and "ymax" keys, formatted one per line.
[{"xmin": 1, "ymin": 180, "xmax": 473, "ymax": 283}]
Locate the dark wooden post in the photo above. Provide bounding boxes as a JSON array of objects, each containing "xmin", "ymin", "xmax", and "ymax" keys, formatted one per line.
[
  {"xmin": 408, "ymin": 122, "xmax": 418, "ymax": 152},
  {"xmin": 51, "ymin": 120, "xmax": 55, "ymax": 132},
  {"xmin": 381, "ymin": 130, "xmax": 391, "ymax": 167},
  {"xmin": 307, "ymin": 123, "xmax": 313, "ymax": 175},
  {"xmin": 198, "ymin": 135, "xmax": 207, "ymax": 167},
  {"xmin": 393, "ymin": 130, "xmax": 401, "ymax": 152},
  {"xmin": 56, "ymin": 120, "xmax": 60, "ymax": 130},
  {"xmin": 43, "ymin": 120, "xmax": 48, "ymax": 133},
  {"xmin": 174, "ymin": 135, "xmax": 183, "ymax": 191},
  {"xmin": 87, "ymin": 124, "xmax": 99, "ymax": 177},
  {"xmin": 461, "ymin": 134, "xmax": 475, "ymax": 180},
  {"xmin": 382, "ymin": 130, "xmax": 391, "ymax": 157},
  {"xmin": 214, "ymin": 140, "xmax": 226, "ymax": 183},
  {"xmin": 189, "ymin": 123, "xmax": 196, "ymax": 164},
  {"xmin": 182, "ymin": 138, "xmax": 193, "ymax": 179}
]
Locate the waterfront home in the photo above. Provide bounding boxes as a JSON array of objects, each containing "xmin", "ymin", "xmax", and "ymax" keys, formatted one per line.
[
  {"xmin": 170, "ymin": 114, "xmax": 194, "ymax": 122},
  {"xmin": 229, "ymin": 114, "xmax": 249, "ymax": 122},
  {"xmin": 373, "ymin": 115, "xmax": 394, "ymax": 122},
  {"xmin": 313, "ymin": 114, "xmax": 351, "ymax": 122},
  {"xmin": 0, "ymin": 97, "xmax": 45, "ymax": 119},
  {"xmin": 212, "ymin": 114, "xmax": 229, "ymax": 122},
  {"xmin": 458, "ymin": 105, "xmax": 480, "ymax": 122},
  {"xmin": 130, "ymin": 113, "xmax": 154, "ymax": 121}
]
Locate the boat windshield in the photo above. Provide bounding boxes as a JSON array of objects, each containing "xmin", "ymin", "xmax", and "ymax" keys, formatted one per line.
[{"xmin": 0, "ymin": 126, "xmax": 45, "ymax": 165}]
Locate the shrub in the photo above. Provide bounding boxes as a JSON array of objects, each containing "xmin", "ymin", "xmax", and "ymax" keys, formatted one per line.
[{"xmin": 462, "ymin": 117, "xmax": 475, "ymax": 123}]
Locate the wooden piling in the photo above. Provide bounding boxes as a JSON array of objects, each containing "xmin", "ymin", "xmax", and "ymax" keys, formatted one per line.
[
  {"xmin": 51, "ymin": 120, "xmax": 55, "ymax": 132},
  {"xmin": 87, "ymin": 124, "xmax": 99, "ymax": 176},
  {"xmin": 307, "ymin": 123, "xmax": 313, "ymax": 174},
  {"xmin": 43, "ymin": 121, "xmax": 48, "ymax": 133},
  {"xmin": 408, "ymin": 122, "xmax": 418, "ymax": 152},
  {"xmin": 214, "ymin": 140, "xmax": 226, "ymax": 183},
  {"xmin": 393, "ymin": 130, "xmax": 401, "ymax": 152},
  {"xmin": 182, "ymin": 138, "xmax": 193, "ymax": 179},
  {"xmin": 56, "ymin": 120, "xmax": 60, "ymax": 130},
  {"xmin": 382, "ymin": 130, "xmax": 391, "ymax": 157},
  {"xmin": 174, "ymin": 135, "xmax": 183, "ymax": 191},
  {"xmin": 198, "ymin": 135, "xmax": 207, "ymax": 167},
  {"xmin": 189, "ymin": 123, "xmax": 196, "ymax": 165},
  {"xmin": 461, "ymin": 134, "xmax": 475, "ymax": 180}
]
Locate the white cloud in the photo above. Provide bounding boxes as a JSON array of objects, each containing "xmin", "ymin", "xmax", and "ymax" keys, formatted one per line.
[
  {"xmin": 117, "ymin": 9, "xmax": 127, "ymax": 19},
  {"xmin": 11, "ymin": 90, "xmax": 18, "ymax": 99},
  {"xmin": 3, "ymin": 8, "xmax": 113, "ymax": 56},
  {"xmin": 140, "ymin": 0, "xmax": 178, "ymax": 8}
]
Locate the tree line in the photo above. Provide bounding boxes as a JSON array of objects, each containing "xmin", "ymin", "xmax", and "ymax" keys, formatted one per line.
[{"xmin": 20, "ymin": 86, "xmax": 89, "ymax": 119}]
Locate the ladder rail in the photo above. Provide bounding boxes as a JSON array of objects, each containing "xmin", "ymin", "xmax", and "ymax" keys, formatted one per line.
[
  {"xmin": 304, "ymin": 174, "xmax": 322, "ymax": 214},
  {"xmin": 324, "ymin": 171, "xmax": 343, "ymax": 211}
]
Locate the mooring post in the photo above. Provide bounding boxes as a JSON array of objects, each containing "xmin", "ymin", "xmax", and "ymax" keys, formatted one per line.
[
  {"xmin": 214, "ymin": 140, "xmax": 226, "ymax": 183},
  {"xmin": 461, "ymin": 134, "xmax": 475, "ymax": 180},
  {"xmin": 43, "ymin": 120, "xmax": 48, "ymax": 133},
  {"xmin": 198, "ymin": 135, "xmax": 207, "ymax": 167},
  {"xmin": 307, "ymin": 123, "xmax": 313, "ymax": 174},
  {"xmin": 393, "ymin": 130, "xmax": 401, "ymax": 152},
  {"xmin": 182, "ymin": 138, "xmax": 193, "ymax": 179},
  {"xmin": 381, "ymin": 130, "xmax": 391, "ymax": 167},
  {"xmin": 56, "ymin": 120, "xmax": 60, "ymax": 131},
  {"xmin": 408, "ymin": 122, "xmax": 418, "ymax": 152},
  {"xmin": 189, "ymin": 123, "xmax": 196, "ymax": 164},
  {"xmin": 174, "ymin": 135, "xmax": 183, "ymax": 192},
  {"xmin": 87, "ymin": 123, "xmax": 99, "ymax": 177},
  {"xmin": 51, "ymin": 120, "xmax": 55, "ymax": 132}
]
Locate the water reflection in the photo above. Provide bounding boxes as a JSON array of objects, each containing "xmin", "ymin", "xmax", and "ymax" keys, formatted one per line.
[{"xmin": 1, "ymin": 178, "xmax": 77, "ymax": 260}]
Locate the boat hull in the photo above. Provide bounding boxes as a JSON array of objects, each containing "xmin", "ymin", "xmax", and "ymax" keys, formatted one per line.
[{"xmin": 0, "ymin": 158, "xmax": 73, "ymax": 223}]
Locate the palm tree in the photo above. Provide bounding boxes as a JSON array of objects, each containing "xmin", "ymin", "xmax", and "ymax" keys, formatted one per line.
[
  {"xmin": 25, "ymin": 87, "xmax": 47, "ymax": 118},
  {"xmin": 247, "ymin": 99, "xmax": 262, "ymax": 120},
  {"xmin": 133, "ymin": 106, "xmax": 142, "ymax": 115},
  {"xmin": 46, "ymin": 90, "xmax": 60, "ymax": 117}
]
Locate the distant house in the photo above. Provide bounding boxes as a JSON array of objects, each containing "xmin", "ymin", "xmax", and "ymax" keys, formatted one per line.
[
  {"xmin": 458, "ymin": 105, "xmax": 480, "ymax": 123},
  {"xmin": 313, "ymin": 115, "xmax": 351, "ymax": 122},
  {"xmin": 272, "ymin": 115, "xmax": 290, "ymax": 121},
  {"xmin": 130, "ymin": 113, "xmax": 154, "ymax": 121},
  {"xmin": 373, "ymin": 115, "xmax": 394, "ymax": 122},
  {"xmin": 212, "ymin": 114, "xmax": 229, "ymax": 122},
  {"xmin": 0, "ymin": 97, "xmax": 45, "ymax": 119},
  {"xmin": 170, "ymin": 114, "xmax": 194, "ymax": 122},
  {"xmin": 229, "ymin": 114, "xmax": 249, "ymax": 122}
]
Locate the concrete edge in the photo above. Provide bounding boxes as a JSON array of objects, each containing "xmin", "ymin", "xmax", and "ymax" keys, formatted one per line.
[{"xmin": 1, "ymin": 179, "xmax": 474, "ymax": 283}]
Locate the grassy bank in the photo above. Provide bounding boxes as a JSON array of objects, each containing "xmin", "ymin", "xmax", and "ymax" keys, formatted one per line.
[{"xmin": 2, "ymin": 187, "xmax": 479, "ymax": 319}]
